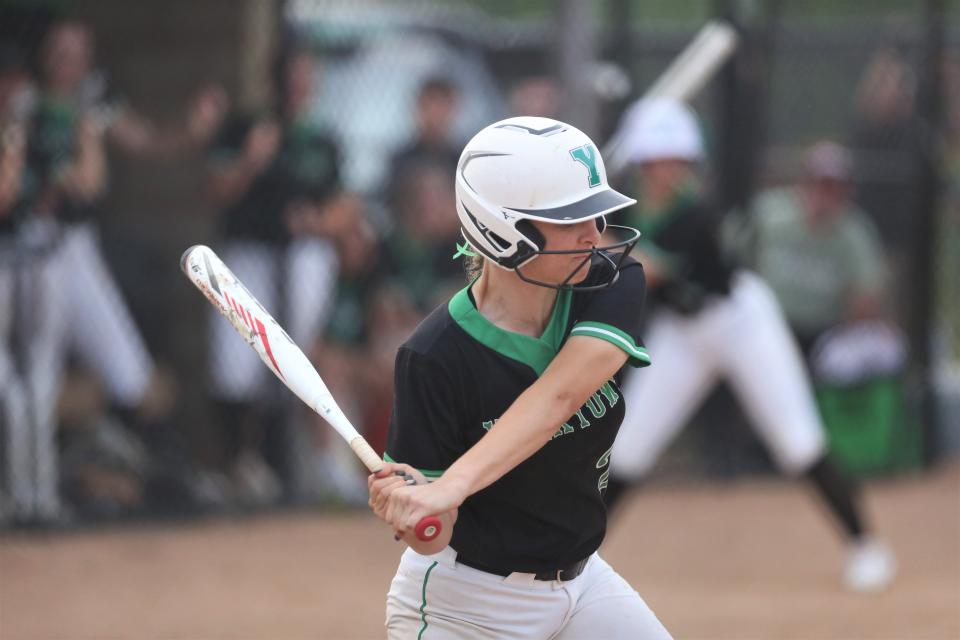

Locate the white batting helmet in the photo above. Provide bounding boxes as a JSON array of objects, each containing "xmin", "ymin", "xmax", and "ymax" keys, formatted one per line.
[
  {"xmin": 455, "ymin": 117, "xmax": 638, "ymax": 284},
  {"xmin": 620, "ymin": 98, "xmax": 705, "ymax": 164}
]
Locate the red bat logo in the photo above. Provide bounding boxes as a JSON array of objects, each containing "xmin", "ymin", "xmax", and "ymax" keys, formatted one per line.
[{"xmin": 223, "ymin": 291, "xmax": 285, "ymax": 380}]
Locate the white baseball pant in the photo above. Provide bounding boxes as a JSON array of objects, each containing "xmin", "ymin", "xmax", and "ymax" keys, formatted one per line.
[
  {"xmin": 61, "ymin": 222, "xmax": 154, "ymax": 408},
  {"xmin": 0, "ymin": 255, "xmax": 29, "ymax": 516},
  {"xmin": 209, "ymin": 238, "xmax": 337, "ymax": 401},
  {"xmin": 386, "ymin": 546, "xmax": 671, "ymax": 639},
  {"xmin": 0, "ymin": 239, "xmax": 70, "ymax": 519},
  {"xmin": 612, "ymin": 271, "xmax": 826, "ymax": 480}
]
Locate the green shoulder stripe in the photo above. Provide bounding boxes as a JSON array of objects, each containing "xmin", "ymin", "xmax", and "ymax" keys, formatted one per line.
[
  {"xmin": 383, "ymin": 453, "xmax": 445, "ymax": 478},
  {"xmin": 569, "ymin": 321, "xmax": 652, "ymax": 368}
]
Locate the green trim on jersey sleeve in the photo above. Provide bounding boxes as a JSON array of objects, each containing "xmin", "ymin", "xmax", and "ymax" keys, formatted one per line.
[
  {"xmin": 569, "ymin": 321, "xmax": 652, "ymax": 368},
  {"xmin": 448, "ymin": 283, "xmax": 573, "ymax": 375},
  {"xmin": 383, "ymin": 453, "xmax": 445, "ymax": 478}
]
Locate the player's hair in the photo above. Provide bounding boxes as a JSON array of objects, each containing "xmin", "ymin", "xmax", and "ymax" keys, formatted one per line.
[{"xmin": 463, "ymin": 254, "xmax": 483, "ymax": 281}]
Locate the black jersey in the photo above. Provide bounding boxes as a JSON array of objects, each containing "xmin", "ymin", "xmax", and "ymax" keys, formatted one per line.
[
  {"xmin": 25, "ymin": 94, "xmax": 100, "ymax": 223},
  {"xmin": 622, "ymin": 189, "xmax": 735, "ymax": 314},
  {"xmin": 209, "ymin": 114, "xmax": 341, "ymax": 244},
  {"xmin": 385, "ymin": 254, "xmax": 650, "ymax": 575}
]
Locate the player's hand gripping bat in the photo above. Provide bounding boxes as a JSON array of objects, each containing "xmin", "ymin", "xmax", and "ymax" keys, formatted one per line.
[{"xmin": 181, "ymin": 244, "xmax": 442, "ymax": 542}]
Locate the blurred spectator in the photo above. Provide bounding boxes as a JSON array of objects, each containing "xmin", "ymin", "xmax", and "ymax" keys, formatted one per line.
[
  {"xmin": 306, "ymin": 162, "xmax": 469, "ymax": 493},
  {"xmin": 309, "ymin": 213, "xmax": 402, "ymax": 499},
  {"xmin": 324, "ymin": 76, "xmax": 467, "ymax": 463},
  {"xmin": 508, "ymin": 75, "xmax": 561, "ymax": 118},
  {"xmin": 850, "ymin": 47, "xmax": 920, "ymax": 306},
  {"xmin": 385, "ymin": 163, "xmax": 465, "ymax": 312},
  {"xmin": 35, "ymin": 21, "xmax": 226, "ymax": 160},
  {"xmin": 338, "ymin": 162, "xmax": 469, "ymax": 456},
  {"xmin": 0, "ymin": 41, "xmax": 40, "ymax": 524},
  {"xmin": 742, "ymin": 141, "xmax": 888, "ymax": 354},
  {"xmin": 740, "ymin": 141, "xmax": 908, "ymax": 475},
  {"xmin": 11, "ymin": 19, "xmax": 226, "ymax": 522},
  {"xmin": 205, "ymin": 42, "xmax": 356, "ymax": 505},
  {"xmin": 3, "ymin": 26, "xmax": 115, "ymax": 525},
  {"xmin": 385, "ymin": 76, "xmax": 460, "ymax": 212}
]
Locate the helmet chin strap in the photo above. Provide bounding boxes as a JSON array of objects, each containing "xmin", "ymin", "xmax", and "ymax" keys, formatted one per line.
[{"xmin": 512, "ymin": 224, "xmax": 642, "ymax": 292}]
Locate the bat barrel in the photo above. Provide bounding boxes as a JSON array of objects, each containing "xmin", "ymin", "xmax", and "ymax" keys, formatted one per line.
[
  {"xmin": 180, "ymin": 244, "xmax": 205, "ymax": 273},
  {"xmin": 181, "ymin": 244, "xmax": 442, "ymax": 543}
]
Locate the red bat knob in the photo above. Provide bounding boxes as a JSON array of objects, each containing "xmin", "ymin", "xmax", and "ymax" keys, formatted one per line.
[{"xmin": 415, "ymin": 516, "xmax": 443, "ymax": 542}]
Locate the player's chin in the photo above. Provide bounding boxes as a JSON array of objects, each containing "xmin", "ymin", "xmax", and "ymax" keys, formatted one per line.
[
  {"xmin": 566, "ymin": 257, "xmax": 592, "ymax": 283},
  {"xmin": 539, "ymin": 260, "xmax": 590, "ymax": 287},
  {"xmin": 538, "ymin": 266, "xmax": 589, "ymax": 288},
  {"xmin": 526, "ymin": 254, "xmax": 591, "ymax": 287}
]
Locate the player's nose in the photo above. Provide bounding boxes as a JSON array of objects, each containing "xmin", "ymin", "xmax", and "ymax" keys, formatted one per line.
[{"xmin": 576, "ymin": 218, "xmax": 601, "ymax": 246}]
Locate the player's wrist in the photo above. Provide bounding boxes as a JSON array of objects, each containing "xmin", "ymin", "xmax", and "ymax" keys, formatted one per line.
[{"xmin": 436, "ymin": 469, "xmax": 472, "ymax": 506}]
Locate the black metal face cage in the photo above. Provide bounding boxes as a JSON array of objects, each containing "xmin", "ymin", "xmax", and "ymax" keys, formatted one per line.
[{"xmin": 513, "ymin": 224, "xmax": 642, "ymax": 291}]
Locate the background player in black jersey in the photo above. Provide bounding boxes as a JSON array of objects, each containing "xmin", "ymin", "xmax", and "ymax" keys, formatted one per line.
[
  {"xmin": 204, "ymin": 42, "xmax": 359, "ymax": 505},
  {"xmin": 368, "ymin": 117, "xmax": 672, "ymax": 639},
  {"xmin": 605, "ymin": 97, "xmax": 896, "ymax": 593}
]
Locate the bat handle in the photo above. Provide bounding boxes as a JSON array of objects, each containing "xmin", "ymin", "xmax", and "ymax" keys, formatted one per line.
[
  {"xmin": 393, "ymin": 516, "xmax": 442, "ymax": 542},
  {"xmin": 415, "ymin": 516, "xmax": 442, "ymax": 542}
]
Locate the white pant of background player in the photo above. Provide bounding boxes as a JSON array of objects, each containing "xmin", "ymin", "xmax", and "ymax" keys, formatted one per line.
[
  {"xmin": 387, "ymin": 546, "xmax": 671, "ymax": 639},
  {"xmin": 0, "ymin": 238, "xmax": 68, "ymax": 520},
  {"xmin": 0, "ymin": 251, "xmax": 46, "ymax": 518},
  {"xmin": 61, "ymin": 222, "xmax": 154, "ymax": 407},
  {"xmin": 2, "ymin": 221, "xmax": 154, "ymax": 519},
  {"xmin": 612, "ymin": 271, "xmax": 824, "ymax": 480},
  {"xmin": 209, "ymin": 239, "xmax": 337, "ymax": 398},
  {"xmin": 209, "ymin": 239, "xmax": 353, "ymax": 498}
]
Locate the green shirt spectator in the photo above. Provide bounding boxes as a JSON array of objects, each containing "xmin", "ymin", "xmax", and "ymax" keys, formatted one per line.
[
  {"xmin": 742, "ymin": 141, "xmax": 887, "ymax": 350},
  {"xmin": 749, "ymin": 186, "xmax": 885, "ymax": 336}
]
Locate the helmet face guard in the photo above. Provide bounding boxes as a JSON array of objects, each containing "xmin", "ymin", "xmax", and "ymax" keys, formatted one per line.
[{"xmin": 513, "ymin": 224, "xmax": 641, "ymax": 291}]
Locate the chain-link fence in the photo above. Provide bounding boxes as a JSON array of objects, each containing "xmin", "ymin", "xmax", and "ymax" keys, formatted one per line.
[{"xmin": 0, "ymin": 0, "xmax": 956, "ymax": 528}]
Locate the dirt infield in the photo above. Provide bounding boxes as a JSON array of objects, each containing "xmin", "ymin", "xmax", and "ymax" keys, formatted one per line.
[{"xmin": 2, "ymin": 462, "xmax": 957, "ymax": 640}]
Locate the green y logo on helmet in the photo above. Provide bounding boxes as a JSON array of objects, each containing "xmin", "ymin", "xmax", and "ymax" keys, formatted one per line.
[{"xmin": 570, "ymin": 144, "xmax": 601, "ymax": 188}]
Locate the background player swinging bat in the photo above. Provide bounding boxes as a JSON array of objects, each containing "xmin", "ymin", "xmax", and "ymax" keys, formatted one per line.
[{"xmin": 180, "ymin": 244, "xmax": 442, "ymax": 542}]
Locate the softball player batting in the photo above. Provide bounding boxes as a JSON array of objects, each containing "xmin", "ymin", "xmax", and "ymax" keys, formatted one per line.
[
  {"xmin": 369, "ymin": 117, "xmax": 671, "ymax": 639},
  {"xmin": 605, "ymin": 98, "xmax": 896, "ymax": 593}
]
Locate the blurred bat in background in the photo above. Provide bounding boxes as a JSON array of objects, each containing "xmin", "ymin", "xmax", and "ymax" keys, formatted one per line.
[{"xmin": 604, "ymin": 19, "xmax": 740, "ymax": 176}]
